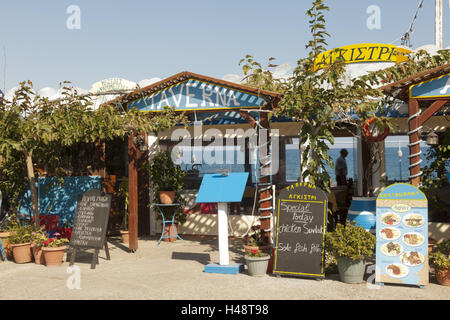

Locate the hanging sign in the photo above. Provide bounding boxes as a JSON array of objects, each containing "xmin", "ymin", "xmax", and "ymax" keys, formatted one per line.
[
  {"xmin": 314, "ymin": 43, "xmax": 410, "ymax": 71},
  {"xmin": 273, "ymin": 182, "xmax": 328, "ymax": 278},
  {"xmin": 375, "ymin": 183, "xmax": 429, "ymax": 287},
  {"xmin": 410, "ymin": 73, "xmax": 450, "ymax": 99},
  {"xmin": 127, "ymin": 79, "xmax": 266, "ymax": 112}
]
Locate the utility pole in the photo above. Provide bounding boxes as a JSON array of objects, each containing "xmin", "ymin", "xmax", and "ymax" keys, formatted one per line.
[{"xmin": 436, "ymin": 0, "xmax": 443, "ymax": 49}]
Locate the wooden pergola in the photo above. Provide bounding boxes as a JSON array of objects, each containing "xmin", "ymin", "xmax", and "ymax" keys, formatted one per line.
[
  {"xmin": 110, "ymin": 72, "xmax": 281, "ymax": 251},
  {"xmin": 381, "ymin": 63, "xmax": 450, "ymax": 187}
]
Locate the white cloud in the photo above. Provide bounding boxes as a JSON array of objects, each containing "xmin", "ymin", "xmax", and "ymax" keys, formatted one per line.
[
  {"xmin": 222, "ymin": 74, "xmax": 243, "ymax": 83},
  {"xmin": 137, "ymin": 78, "xmax": 161, "ymax": 88}
]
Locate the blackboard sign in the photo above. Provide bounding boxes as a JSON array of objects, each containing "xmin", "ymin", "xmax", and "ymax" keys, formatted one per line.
[
  {"xmin": 70, "ymin": 189, "xmax": 111, "ymax": 249},
  {"xmin": 273, "ymin": 182, "xmax": 328, "ymax": 278}
]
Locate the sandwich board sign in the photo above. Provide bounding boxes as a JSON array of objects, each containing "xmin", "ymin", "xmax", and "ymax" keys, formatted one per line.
[
  {"xmin": 273, "ymin": 182, "xmax": 328, "ymax": 279},
  {"xmin": 69, "ymin": 189, "xmax": 112, "ymax": 269},
  {"xmin": 375, "ymin": 183, "xmax": 429, "ymax": 287}
]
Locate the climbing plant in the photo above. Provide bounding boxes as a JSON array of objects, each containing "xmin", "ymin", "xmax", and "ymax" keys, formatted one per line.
[
  {"xmin": 0, "ymin": 81, "xmax": 185, "ymax": 228},
  {"xmin": 238, "ymin": 0, "xmax": 450, "ymax": 194},
  {"xmin": 421, "ymin": 127, "xmax": 450, "ymax": 217}
]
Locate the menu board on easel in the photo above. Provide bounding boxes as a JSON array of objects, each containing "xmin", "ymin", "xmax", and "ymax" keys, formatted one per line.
[
  {"xmin": 375, "ymin": 183, "xmax": 429, "ymax": 287},
  {"xmin": 273, "ymin": 182, "xmax": 328, "ymax": 279}
]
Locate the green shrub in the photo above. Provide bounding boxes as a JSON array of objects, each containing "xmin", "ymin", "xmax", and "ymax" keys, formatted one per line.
[
  {"xmin": 429, "ymin": 239, "xmax": 450, "ymax": 271},
  {"xmin": 325, "ymin": 221, "xmax": 376, "ymax": 261}
]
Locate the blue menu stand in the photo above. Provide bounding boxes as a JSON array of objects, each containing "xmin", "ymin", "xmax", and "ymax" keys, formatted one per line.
[
  {"xmin": 196, "ymin": 172, "xmax": 249, "ymax": 275},
  {"xmin": 152, "ymin": 203, "xmax": 185, "ymax": 245}
]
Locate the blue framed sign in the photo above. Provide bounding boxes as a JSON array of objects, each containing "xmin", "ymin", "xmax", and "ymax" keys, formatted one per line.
[
  {"xmin": 375, "ymin": 183, "xmax": 429, "ymax": 287},
  {"xmin": 195, "ymin": 172, "xmax": 249, "ymax": 203},
  {"xmin": 410, "ymin": 73, "xmax": 450, "ymax": 99},
  {"xmin": 128, "ymin": 79, "xmax": 266, "ymax": 112}
]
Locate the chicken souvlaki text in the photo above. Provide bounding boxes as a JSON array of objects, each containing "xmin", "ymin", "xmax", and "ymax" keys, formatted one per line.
[{"xmin": 278, "ymin": 223, "xmax": 323, "ymax": 234}]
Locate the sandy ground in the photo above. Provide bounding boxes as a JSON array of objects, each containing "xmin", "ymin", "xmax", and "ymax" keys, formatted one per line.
[{"xmin": 0, "ymin": 236, "xmax": 449, "ymax": 300}]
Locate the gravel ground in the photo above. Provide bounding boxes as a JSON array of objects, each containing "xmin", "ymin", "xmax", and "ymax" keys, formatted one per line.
[{"xmin": 0, "ymin": 236, "xmax": 449, "ymax": 300}]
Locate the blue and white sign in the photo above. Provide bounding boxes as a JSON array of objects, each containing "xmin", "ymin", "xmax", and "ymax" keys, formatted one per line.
[
  {"xmin": 375, "ymin": 183, "xmax": 429, "ymax": 287},
  {"xmin": 410, "ymin": 73, "xmax": 450, "ymax": 99},
  {"xmin": 128, "ymin": 79, "xmax": 266, "ymax": 112}
]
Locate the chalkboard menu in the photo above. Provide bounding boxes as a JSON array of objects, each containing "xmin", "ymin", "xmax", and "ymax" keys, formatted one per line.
[
  {"xmin": 375, "ymin": 183, "xmax": 428, "ymax": 287},
  {"xmin": 273, "ymin": 182, "xmax": 328, "ymax": 278},
  {"xmin": 70, "ymin": 189, "xmax": 112, "ymax": 249}
]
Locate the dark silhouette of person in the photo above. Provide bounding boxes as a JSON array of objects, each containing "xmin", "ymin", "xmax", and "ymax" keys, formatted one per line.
[{"xmin": 335, "ymin": 149, "xmax": 348, "ymax": 186}]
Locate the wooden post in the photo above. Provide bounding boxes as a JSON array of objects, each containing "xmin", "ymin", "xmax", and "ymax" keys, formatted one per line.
[
  {"xmin": 128, "ymin": 134, "xmax": 139, "ymax": 251},
  {"xmin": 408, "ymin": 99, "xmax": 421, "ymax": 187}
]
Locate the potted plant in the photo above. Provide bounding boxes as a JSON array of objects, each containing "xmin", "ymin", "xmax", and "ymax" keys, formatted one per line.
[
  {"xmin": 147, "ymin": 150, "xmax": 185, "ymax": 205},
  {"xmin": 243, "ymin": 225, "xmax": 271, "ymax": 255},
  {"xmin": 8, "ymin": 220, "xmax": 34, "ymax": 264},
  {"xmin": 0, "ymin": 220, "xmax": 16, "ymax": 261},
  {"xmin": 429, "ymin": 239, "xmax": 450, "ymax": 286},
  {"xmin": 118, "ymin": 177, "xmax": 129, "ymax": 244},
  {"xmin": 147, "ymin": 151, "xmax": 186, "ymax": 241},
  {"xmin": 30, "ymin": 226, "xmax": 48, "ymax": 264},
  {"xmin": 325, "ymin": 221, "xmax": 376, "ymax": 284},
  {"xmin": 245, "ymin": 249, "xmax": 271, "ymax": 277},
  {"xmin": 41, "ymin": 236, "xmax": 69, "ymax": 267}
]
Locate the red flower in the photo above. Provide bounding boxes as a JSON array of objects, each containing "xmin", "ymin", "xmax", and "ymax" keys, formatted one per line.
[
  {"xmin": 49, "ymin": 238, "xmax": 54, "ymax": 243},
  {"xmin": 43, "ymin": 241, "xmax": 48, "ymax": 246},
  {"xmin": 252, "ymin": 249, "xmax": 258, "ymax": 254}
]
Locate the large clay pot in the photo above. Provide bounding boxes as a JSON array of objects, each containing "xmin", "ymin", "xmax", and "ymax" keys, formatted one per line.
[
  {"xmin": 10, "ymin": 242, "xmax": 32, "ymax": 264},
  {"xmin": 436, "ymin": 268, "xmax": 450, "ymax": 286},
  {"xmin": 42, "ymin": 246, "xmax": 67, "ymax": 267},
  {"xmin": 120, "ymin": 230, "xmax": 129, "ymax": 244},
  {"xmin": 0, "ymin": 231, "xmax": 14, "ymax": 261},
  {"xmin": 245, "ymin": 254, "xmax": 271, "ymax": 277},
  {"xmin": 31, "ymin": 244, "xmax": 45, "ymax": 265},
  {"xmin": 159, "ymin": 191, "xmax": 175, "ymax": 204},
  {"xmin": 336, "ymin": 256, "xmax": 366, "ymax": 284}
]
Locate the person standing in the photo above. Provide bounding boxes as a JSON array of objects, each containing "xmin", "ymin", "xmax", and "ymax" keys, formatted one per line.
[{"xmin": 335, "ymin": 149, "xmax": 348, "ymax": 186}]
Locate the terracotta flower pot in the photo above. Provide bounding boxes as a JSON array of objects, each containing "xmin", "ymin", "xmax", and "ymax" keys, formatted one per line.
[
  {"xmin": 10, "ymin": 242, "xmax": 32, "ymax": 264},
  {"xmin": 436, "ymin": 268, "xmax": 450, "ymax": 286},
  {"xmin": 42, "ymin": 246, "xmax": 67, "ymax": 267},
  {"xmin": 31, "ymin": 244, "xmax": 45, "ymax": 265},
  {"xmin": 159, "ymin": 191, "xmax": 175, "ymax": 204},
  {"xmin": 120, "ymin": 230, "xmax": 129, "ymax": 244},
  {"xmin": 161, "ymin": 223, "xmax": 178, "ymax": 242},
  {"xmin": 0, "ymin": 231, "xmax": 14, "ymax": 261}
]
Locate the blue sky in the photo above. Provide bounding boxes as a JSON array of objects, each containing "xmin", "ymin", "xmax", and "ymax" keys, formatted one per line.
[{"xmin": 0, "ymin": 0, "xmax": 449, "ymax": 92}]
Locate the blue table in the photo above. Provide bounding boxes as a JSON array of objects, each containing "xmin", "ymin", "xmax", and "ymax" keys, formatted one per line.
[{"xmin": 152, "ymin": 203, "xmax": 185, "ymax": 245}]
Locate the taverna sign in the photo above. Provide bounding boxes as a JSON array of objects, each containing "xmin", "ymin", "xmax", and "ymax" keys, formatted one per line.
[{"xmin": 128, "ymin": 79, "xmax": 266, "ymax": 112}]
